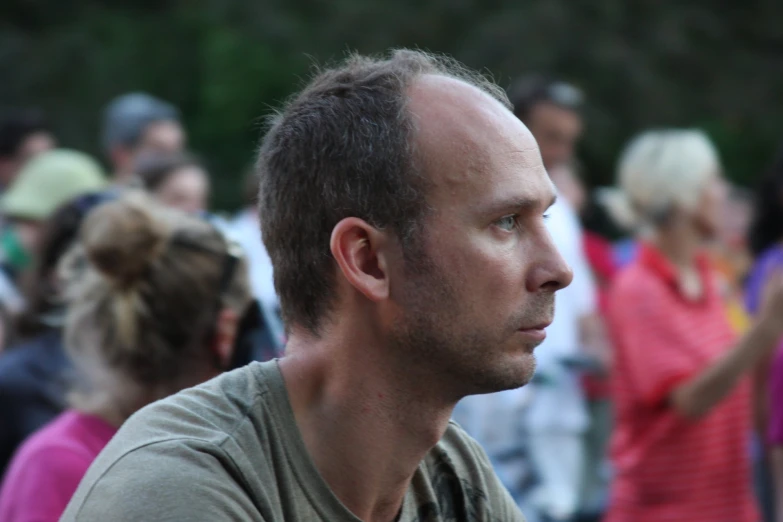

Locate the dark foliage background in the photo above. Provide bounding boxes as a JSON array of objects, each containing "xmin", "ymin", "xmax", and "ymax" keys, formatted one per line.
[{"xmin": 2, "ymin": 0, "xmax": 782, "ymax": 209}]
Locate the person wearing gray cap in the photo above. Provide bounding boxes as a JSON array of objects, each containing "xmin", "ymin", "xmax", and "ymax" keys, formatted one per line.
[{"xmin": 102, "ymin": 92, "xmax": 185, "ymax": 184}]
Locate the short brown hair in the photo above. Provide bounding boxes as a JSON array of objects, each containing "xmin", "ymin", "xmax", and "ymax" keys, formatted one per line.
[
  {"xmin": 256, "ymin": 49, "xmax": 509, "ymax": 334},
  {"xmin": 62, "ymin": 193, "xmax": 251, "ymax": 407}
]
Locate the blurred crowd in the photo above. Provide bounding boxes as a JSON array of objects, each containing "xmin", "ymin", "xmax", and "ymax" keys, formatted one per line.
[
  {"xmin": 451, "ymin": 77, "xmax": 783, "ymax": 522},
  {"xmin": 0, "ymin": 71, "xmax": 781, "ymax": 522}
]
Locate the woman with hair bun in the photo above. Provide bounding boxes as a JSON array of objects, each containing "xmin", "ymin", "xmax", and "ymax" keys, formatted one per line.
[
  {"xmin": 603, "ymin": 129, "xmax": 783, "ymax": 522},
  {"xmin": 0, "ymin": 193, "xmax": 252, "ymax": 521},
  {"xmin": 0, "ymin": 191, "xmax": 115, "ymax": 478}
]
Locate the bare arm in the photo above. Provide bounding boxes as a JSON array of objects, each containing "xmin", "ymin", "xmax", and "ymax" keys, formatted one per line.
[
  {"xmin": 670, "ymin": 273, "xmax": 783, "ymax": 420},
  {"xmin": 670, "ymin": 318, "xmax": 781, "ymax": 419}
]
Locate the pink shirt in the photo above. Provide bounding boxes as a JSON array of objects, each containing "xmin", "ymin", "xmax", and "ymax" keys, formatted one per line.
[
  {"xmin": 605, "ymin": 244, "xmax": 757, "ymax": 522},
  {"xmin": 0, "ymin": 410, "xmax": 117, "ymax": 522}
]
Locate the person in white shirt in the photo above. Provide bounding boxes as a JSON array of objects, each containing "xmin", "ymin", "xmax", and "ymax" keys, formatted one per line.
[{"xmin": 224, "ymin": 170, "xmax": 285, "ymax": 350}]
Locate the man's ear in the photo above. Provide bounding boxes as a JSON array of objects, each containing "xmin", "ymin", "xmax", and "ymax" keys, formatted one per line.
[
  {"xmin": 330, "ymin": 217, "xmax": 392, "ymax": 303},
  {"xmin": 211, "ymin": 308, "xmax": 238, "ymax": 369}
]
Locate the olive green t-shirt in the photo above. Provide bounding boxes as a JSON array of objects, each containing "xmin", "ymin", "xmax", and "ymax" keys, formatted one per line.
[{"xmin": 61, "ymin": 360, "xmax": 524, "ymax": 521}]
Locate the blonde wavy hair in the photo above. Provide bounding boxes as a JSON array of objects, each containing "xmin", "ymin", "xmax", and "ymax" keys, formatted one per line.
[{"xmin": 599, "ymin": 129, "xmax": 721, "ymax": 235}]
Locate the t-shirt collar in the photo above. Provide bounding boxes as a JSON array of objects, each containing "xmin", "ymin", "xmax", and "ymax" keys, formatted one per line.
[{"xmin": 639, "ymin": 242, "xmax": 711, "ymax": 299}]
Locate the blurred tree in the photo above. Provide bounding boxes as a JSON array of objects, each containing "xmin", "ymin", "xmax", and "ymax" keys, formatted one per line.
[{"xmin": 1, "ymin": 0, "xmax": 781, "ymax": 209}]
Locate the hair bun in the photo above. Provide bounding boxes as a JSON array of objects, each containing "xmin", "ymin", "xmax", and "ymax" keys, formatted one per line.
[
  {"xmin": 81, "ymin": 193, "xmax": 168, "ymax": 286},
  {"xmin": 595, "ymin": 187, "xmax": 640, "ymax": 232}
]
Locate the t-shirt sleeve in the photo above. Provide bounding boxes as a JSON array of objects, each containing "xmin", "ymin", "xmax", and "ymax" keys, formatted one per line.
[
  {"xmin": 61, "ymin": 439, "xmax": 265, "ymax": 522},
  {"xmin": 609, "ymin": 283, "xmax": 697, "ymax": 407}
]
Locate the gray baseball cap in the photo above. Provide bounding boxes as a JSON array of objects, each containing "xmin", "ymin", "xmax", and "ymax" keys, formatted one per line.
[{"xmin": 102, "ymin": 92, "xmax": 180, "ymax": 152}]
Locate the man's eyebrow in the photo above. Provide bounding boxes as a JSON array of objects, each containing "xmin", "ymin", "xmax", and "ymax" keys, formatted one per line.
[{"xmin": 482, "ymin": 193, "xmax": 557, "ymax": 215}]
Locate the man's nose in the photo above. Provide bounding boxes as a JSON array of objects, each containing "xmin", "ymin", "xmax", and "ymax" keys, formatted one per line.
[{"xmin": 526, "ymin": 235, "xmax": 573, "ymax": 293}]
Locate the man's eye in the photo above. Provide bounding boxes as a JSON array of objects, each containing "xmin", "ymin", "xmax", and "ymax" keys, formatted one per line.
[{"xmin": 496, "ymin": 215, "xmax": 517, "ymax": 231}]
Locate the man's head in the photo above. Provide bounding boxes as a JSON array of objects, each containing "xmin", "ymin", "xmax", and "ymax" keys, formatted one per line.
[
  {"xmin": 102, "ymin": 93, "xmax": 184, "ymax": 181},
  {"xmin": 0, "ymin": 109, "xmax": 56, "ymax": 187},
  {"xmin": 508, "ymin": 75, "xmax": 584, "ymax": 172},
  {"xmin": 257, "ymin": 50, "xmax": 571, "ymax": 397}
]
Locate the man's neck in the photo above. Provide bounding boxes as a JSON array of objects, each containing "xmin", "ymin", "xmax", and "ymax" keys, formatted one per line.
[{"xmin": 279, "ymin": 327, "xmax": 455, "ymax": 522}]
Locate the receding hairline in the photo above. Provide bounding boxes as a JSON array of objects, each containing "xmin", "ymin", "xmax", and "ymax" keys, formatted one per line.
[
  {"xmin": 404, "ymin": 72, "xmax": 535, "ymax": 175},
  {"xmin": 261, "ymin": 49, "xmax": 510, "ymax": 129},
  {"xmin": 405, "ymin": 73, "xmax": 515, "ymax": 125}
]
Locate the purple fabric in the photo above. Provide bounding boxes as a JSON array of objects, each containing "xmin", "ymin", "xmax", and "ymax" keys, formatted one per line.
[
  {"xmin": 745, "ymin": 245, "xmax": 783, "ymax": 445},
  {"xmin": 0, "ymin": 410, "xmax": 117, "ymax": 522},
  {"xmin": 769, "ymin": 352, "xmax": 783, "ymax": 444},
  {"xmin": 745, "ymin": 245, "xmax": 783, "ymax": 314}
]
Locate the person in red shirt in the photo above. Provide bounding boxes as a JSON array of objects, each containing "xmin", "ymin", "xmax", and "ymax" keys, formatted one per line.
[{"xmin": 603, "ymin": 129, "xmax": 783, "ymax": 522}]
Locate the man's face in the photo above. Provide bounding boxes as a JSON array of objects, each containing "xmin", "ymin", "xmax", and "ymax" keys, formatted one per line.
[
  {"xmin": 526, "ymin": 102, "xmax": 583, "ymax": 171},
  {"xmin": 388, "ymin": 76, "xmax": 572, "ymax": 398},
  {"xmin": 138, "ymin": 120, "xmax": 185, "ymax": 156}
]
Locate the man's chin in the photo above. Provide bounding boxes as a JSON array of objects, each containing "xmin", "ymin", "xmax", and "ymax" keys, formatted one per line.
[{"xmin": 464, "ymin": 355, "xmax": 537, "ymax": 396}]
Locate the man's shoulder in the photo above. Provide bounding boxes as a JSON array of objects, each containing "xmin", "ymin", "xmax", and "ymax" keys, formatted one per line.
[
  {"xmin": 62, "ymin": 361, "xmax": 284, "ymax": 521},
  {"xmin": 79, "ymin": 360, "xmax": 279, "ymax": 483},
  {"xmin": 117, "ymin": 361, "xmax": 276, "ymax": 451}
]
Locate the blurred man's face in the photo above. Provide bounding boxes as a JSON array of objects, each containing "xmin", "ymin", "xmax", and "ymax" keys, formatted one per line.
[
  {"xmin": 112, "ymin": 121, "xmax": 185, "ymax": 182},
  {"xmin": 18, "ymin": 132, "xmax": 56, "ymax": 163},
  {"xmin": 13, "ymin": 219, "xmax": 44, "ymax": 259},
  {"xmin": 526, "ymin": 102, "xmax": 583, "ymax": 171},
  {"xmin": 154, "ymin": 165, "xmax": 210, "ymax": 215},
  {"xmin": 139, "ymin": 121, "xmax": 185, "ymax": 155},
  {"xmin": 0, "ymin": 131, "xmax": 56, "ymax": 186}
]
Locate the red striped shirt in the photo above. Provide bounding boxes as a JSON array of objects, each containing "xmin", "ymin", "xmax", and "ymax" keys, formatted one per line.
[{"xmin": 604, "ymin": 243, "xmax": 757, "ymax": 522}]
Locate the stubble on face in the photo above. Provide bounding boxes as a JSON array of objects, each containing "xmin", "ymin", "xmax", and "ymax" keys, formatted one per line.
[
  {"xmin": 387, "ymin": 74, "xmax": 562, "ymax": 401},
  {"xmin": 389, "ymin": 246, "xmax": 553, "ymax": 400}
]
